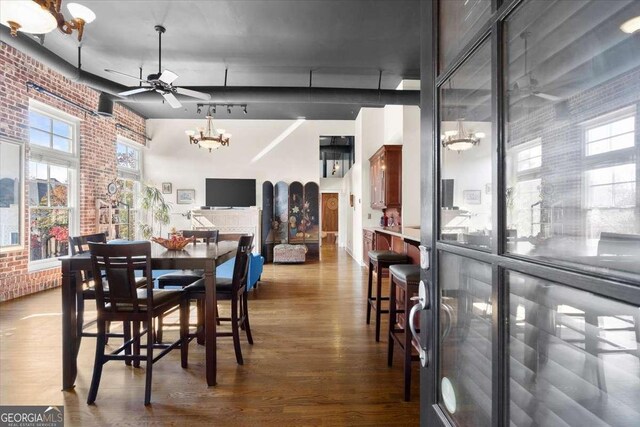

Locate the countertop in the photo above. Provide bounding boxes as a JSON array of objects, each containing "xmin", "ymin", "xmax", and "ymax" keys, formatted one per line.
[{"xmin": 363, "ymin": 226, "xmax": 420, "ymax": 243}]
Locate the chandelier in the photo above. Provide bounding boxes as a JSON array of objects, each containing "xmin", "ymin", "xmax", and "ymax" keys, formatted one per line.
[
  {"xmin": 0, "ymin": 1, "xmax": 96, "ymax": 41},
  {"xmin": 441, "ymin": 119, "xmax": 485, "ymax": 152},
  {"xmin": 185, "ymin": 109, "xmax": 231, "ymax": 153}
]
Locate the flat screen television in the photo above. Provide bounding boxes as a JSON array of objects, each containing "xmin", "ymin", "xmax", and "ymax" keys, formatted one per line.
[{"xmin": 205, "ymin": 178, "xmax": 256, "ymax": 207}]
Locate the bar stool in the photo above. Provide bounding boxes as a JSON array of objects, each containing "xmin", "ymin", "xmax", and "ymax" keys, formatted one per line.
[
  {"xmin": 367, "ymin": 250, "xmax": 410, "ymax": 342},
  {"xmin": 387, "ymin": 264, "xmax": 421, "ymax": 401}
]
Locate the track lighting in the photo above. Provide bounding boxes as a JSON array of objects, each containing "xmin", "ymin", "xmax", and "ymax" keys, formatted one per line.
[
  {"xmin": 212, "ymin": 105, "xmax": 216, "ymax": 114},
  {"xmin": 243, "ymin": 105, "xmax": 248, "ymax": 114},
  {"xmin": 197, "ymin": 106, "xmax": 202, "ymax": 114},
  {"xmin": 227, "ymin": 105, "xmax": 232, "ymax": 114}
]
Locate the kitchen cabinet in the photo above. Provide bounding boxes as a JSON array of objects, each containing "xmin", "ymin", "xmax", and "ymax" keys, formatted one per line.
[
  {"xmin": 369, "ymin": 145, "xmax": 402, "ymax": 210},
  {"xmin": 363, "ymin": 229, "xmax": 375, "ymax": 266}
]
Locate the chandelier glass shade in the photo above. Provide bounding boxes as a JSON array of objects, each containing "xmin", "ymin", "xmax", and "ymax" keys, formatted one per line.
[
  {"xmin": 441, "ymin": 119, "xmax": 484, "ymax": 152},
  {"xmin": 0, "ymin": 0, "xmax": 96, "ymax": 41},
  {"xmin": 185, "ymin": 115, "xmax": 231, "ymax": 153}
]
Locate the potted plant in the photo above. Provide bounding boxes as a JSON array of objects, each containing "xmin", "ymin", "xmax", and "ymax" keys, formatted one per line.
[{"xmin": 139, "ymin": 183, "xmax": 171, "ymax": 239}]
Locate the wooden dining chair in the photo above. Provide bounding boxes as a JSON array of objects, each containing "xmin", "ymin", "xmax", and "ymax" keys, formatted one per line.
[
  {"xmin": 86, "ymin": 241, "xmax": 190, "ymax": 406},
  {"xmin": 155, "ymin": 229, "xmax": 219, "ymax": 343},
  {"xmin": 185, "ymin": 234, "xmax": 254, "ymax": 365}
]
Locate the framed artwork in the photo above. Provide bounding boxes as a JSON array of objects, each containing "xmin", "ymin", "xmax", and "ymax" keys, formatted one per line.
[
  {"xmin": 162, "ymin": 182, "xmax": 172, "ymax": 194},
  {"xmin": 463, "ymin": 190, "xmax": 481, "ymax": 205},
  {"xmin": 176, "ymin": 189, "xmax": 195, "ymax": 204}
]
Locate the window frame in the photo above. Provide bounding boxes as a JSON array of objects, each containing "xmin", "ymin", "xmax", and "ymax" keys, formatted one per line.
[{"xmin": 27, "ymin": 101, "xmax": 80, "ymax": 272}]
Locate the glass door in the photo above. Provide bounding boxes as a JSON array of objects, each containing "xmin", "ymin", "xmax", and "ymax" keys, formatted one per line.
[{"xmin": 420, "ymin": 0, "xmax": 640, "ymax": 426}]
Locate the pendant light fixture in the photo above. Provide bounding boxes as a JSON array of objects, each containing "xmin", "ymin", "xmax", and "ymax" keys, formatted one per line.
[
  {"xmin": 441, "ymin": 118, "xmax": 484, "ymax": 152},
  {"xmin": 185, "ymin": 106, "xmax": 231, "ymax": 153}
]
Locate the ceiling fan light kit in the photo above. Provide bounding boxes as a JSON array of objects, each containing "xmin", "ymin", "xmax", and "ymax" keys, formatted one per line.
[
  {"xmin": 0, "ymin": 0, "xmax": 95, "ymax": 41},
  {"xmin": 107, "ymin": 25, "xmax": 211, "ymax": 109}
]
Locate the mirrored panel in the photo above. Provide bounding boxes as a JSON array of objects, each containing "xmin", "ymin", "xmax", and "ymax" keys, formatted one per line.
[
  {"xmin": 504, "ymin": 0, "xmax": 640, "ymax": 275},
  {"xmin": 439, "ymin": 252, "xmax": 492, "ymax": 426},
  {"xmin": 440, "ymin": 40, "xmax": 493, "ymax": 250},
  {"xmin": 439, "ymin": 0, "xmax": 491, "ymax": 71},
  {"xmin": 0, "ymin": 141, "xmax": 22, "ymax": 248},
  {"xmin": 509, "ymin": 271, "xmax": 640, "ymax": 426}
]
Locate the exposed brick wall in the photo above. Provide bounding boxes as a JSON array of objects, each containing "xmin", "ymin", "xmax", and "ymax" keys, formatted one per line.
[{"xmin": 0, "ymin": 42, "xmax": 146, "ymax": 302}]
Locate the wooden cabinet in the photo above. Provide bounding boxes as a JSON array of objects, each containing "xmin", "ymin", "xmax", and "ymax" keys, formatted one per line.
[
  {"xmin": 363, "ymin": 229, "xmax": 375, "ymax": 266},
  {"xmin": 369, "ymin": 145, "xmax": 402, "ymax": 210},
  {"xmin": 96, "ymin": 199, "xmax": 129, "ymax": 240}
]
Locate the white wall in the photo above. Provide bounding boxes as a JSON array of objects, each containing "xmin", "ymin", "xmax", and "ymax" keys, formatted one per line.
[
  {"xmin": 442, "ymin": 120, "xmax": 492, "ymax": 231},
  {"xmin": 145, "ymin": 119, "xmax": 354, "ymax": 231}
]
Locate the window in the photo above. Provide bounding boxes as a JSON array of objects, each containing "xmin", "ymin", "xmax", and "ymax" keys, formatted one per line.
[
  {"xmin": 440, "ymin": 40, "xmax": 493, "ymax": 249},
  {"xmin": 516, "ymin": 143, "xmax": 541, "ymax": 172},
  {"xmin": 29, "ymin": 110, "xmax": 74, "ymax": 153},
  {"xmin": 585, "ymin": 163, "xmax": 636, "ymax": 239},
  {"xmin": 28, "ymin": 103, "xmax": 78, "ymax": 269},
  {"xmin": 586, "ymin": 114, "xmax": 635, "ymax": 157},
  {"xmin": 0, "ymin": 140, "xmax": 23, "ymax": 250},
  {"xmin": 116, "ymin": 139, "xmax": 142, "ymax": 239},
  {"xmin": 116, "ymin": 141, "xmax": 141, "ymax": 172}
]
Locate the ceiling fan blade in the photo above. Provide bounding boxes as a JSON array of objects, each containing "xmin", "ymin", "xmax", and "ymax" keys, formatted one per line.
[
  {"xmin": 162, "ymin": 92, "xmax": 182, "ymax": 108},
  {"xmin": 175, "ymin": 87, "xmax": 211, "ymax": 101},
  {"xmin": 158, "ymin": 69, "xmax": 179, "ymax": 85},
  {"xmin": 118, "ymin": 87, "xmax": 154, "ymax": 97},
  {"xmin": 105, "ymin": 69, "xmax": 147, "ymax": 83},
  {"xmin": 534, "ymin": 92, "xmax": 562, "ymax": 102}
]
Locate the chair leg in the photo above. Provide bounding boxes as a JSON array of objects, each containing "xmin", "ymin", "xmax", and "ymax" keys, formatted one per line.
[
  {"xmin": 375, "ymin": 263, "xmax": 383, "ymax": 342},
  {"xmin": 156, "ymin": 314, "xmax": 164, "ymax": 344},
  {"xmin": 388, "ymin": 277, "xmax": 397, "ymax": 367},
  {"xmin": 133, "ymin": 321, "xmax": 141, "ymax": 368},
  {"xmin": 366, "ymin": 260, "xmax": 374, "ymax": 325},
  {"xmin": 76, "ymin": 292, "xmax": 85, "ymax": 339},
  {"xmin": 231, "ymin": 298, "xmax": 244, "ymax": 365},
  {"xmin": 180, "ymin": 300, "xmax": 189, "ymax": 368},
  {"xmin": 144, "ymin": 319, "xmax": 154, "ymax": 406},
  {"xmin": 216, "ymin": 304, "xmax": 221, "ymax": 326},
  {"xmin": 105, "ymin": 321, "xmax": 111, "ymax": 345},
  {"xmin": 123, "ymin": 321, "xmax": 132, "ymax": 366},
  {"xmin": 242, "ymin": 291, "xmax": 253, "ymax": 345},
  {"xmin": 87, "ymin": 320, "xmax": 106, "ymax": 405},
  {"xmin": 196, "ymin": 298, "xmax": 205, "ymax": 345}
]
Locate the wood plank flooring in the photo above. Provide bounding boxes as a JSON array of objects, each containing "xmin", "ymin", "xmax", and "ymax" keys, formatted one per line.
[{"xmin": 0, "ymin": 245, "xmax": 419, "ymax": 426}]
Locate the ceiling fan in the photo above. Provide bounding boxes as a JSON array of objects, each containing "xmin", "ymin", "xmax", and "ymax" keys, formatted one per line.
[
  {"xmin": 509, "ymin": 32, "xmax": 562, "ymax": 103},
  {"xmin": 105, "ymin": 25, "xmax": 210, "ymax": 108}
]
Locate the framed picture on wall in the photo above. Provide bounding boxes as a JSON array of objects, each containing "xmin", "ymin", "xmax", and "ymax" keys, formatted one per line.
[
  {"xmin": 463, "ymin": 190, "xmax": 481, "ymax": 205},
  {"xmin": 162, "ymin": 182, "xmax": 172, "ymax": 194},
  {"xmin": 176, "ymin": 189, "xmax": 195, "ymax": 204}
]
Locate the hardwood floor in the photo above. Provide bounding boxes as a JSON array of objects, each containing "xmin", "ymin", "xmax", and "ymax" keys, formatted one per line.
[{"xmin": 0, "ymin": 245, "xmax": 419, "ymax": 426}]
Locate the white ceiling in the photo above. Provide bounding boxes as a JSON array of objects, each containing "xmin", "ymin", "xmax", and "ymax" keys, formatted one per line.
[{"xmin": 33, "ymin": 0, "xmax": 420, "ymax": 119}]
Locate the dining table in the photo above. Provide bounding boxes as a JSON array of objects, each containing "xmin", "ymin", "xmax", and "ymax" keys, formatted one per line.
[{"xmin": 59, "ymin": 240, "xmax": 237, "ymax": 390}]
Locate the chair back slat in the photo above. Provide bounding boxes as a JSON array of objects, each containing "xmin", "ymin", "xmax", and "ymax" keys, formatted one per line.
[
  {"xmin": 69, "ymin": 233, "xmax": 106, "ymax": 283},
  {"xmin": 182, "ymin": 229, "xmax": 219, "ymax": 245},
  {"xmin": 89, "ymin": 241, "xmax": 152, "ymax": 314},
  {"xmin": 231, "ymin": 235, "xmax": 254, "ymax": 291}
]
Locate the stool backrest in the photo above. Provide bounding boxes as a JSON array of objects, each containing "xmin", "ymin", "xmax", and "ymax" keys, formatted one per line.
[
  {"xmin": 232, "ymin": 235, "xmax": 254, "ymax": 291},
  {"xmin": 88, "ymin": 241, "xmax": 152, "ymax": 314},
  {"xmin": 182, "ymin": 229, "xmax": 219, "ymax": 245}
]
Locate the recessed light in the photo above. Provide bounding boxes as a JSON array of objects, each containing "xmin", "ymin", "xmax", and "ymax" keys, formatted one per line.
[{"xmin": 620, "ymin": 16, "xmax": 640, "ymax": 34}]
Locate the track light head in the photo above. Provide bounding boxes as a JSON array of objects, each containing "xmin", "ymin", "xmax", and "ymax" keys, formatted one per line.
[
  {"xmin": 243, "ymin": 105, "xmax": 247, "ymax": 114},
  {"xmin": 197, "ymin": 106, "xmax": 202, "ymax": 114},
  {"xmin": 212, "ymin": 105, "xmax": 216, "ymax": 114},
  {"xmin": 227, "ymin": 105, "xmax": 232, "ymax": 114}
]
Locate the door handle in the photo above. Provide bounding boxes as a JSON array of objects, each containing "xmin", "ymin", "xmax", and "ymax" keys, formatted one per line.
[
  {"xmin": 441, "ymin": 303, "xmax": 453, "ymax": 341},
  {"xmin": 409, "ymin": 279, "xmax": 429, "ymax": 367}
]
